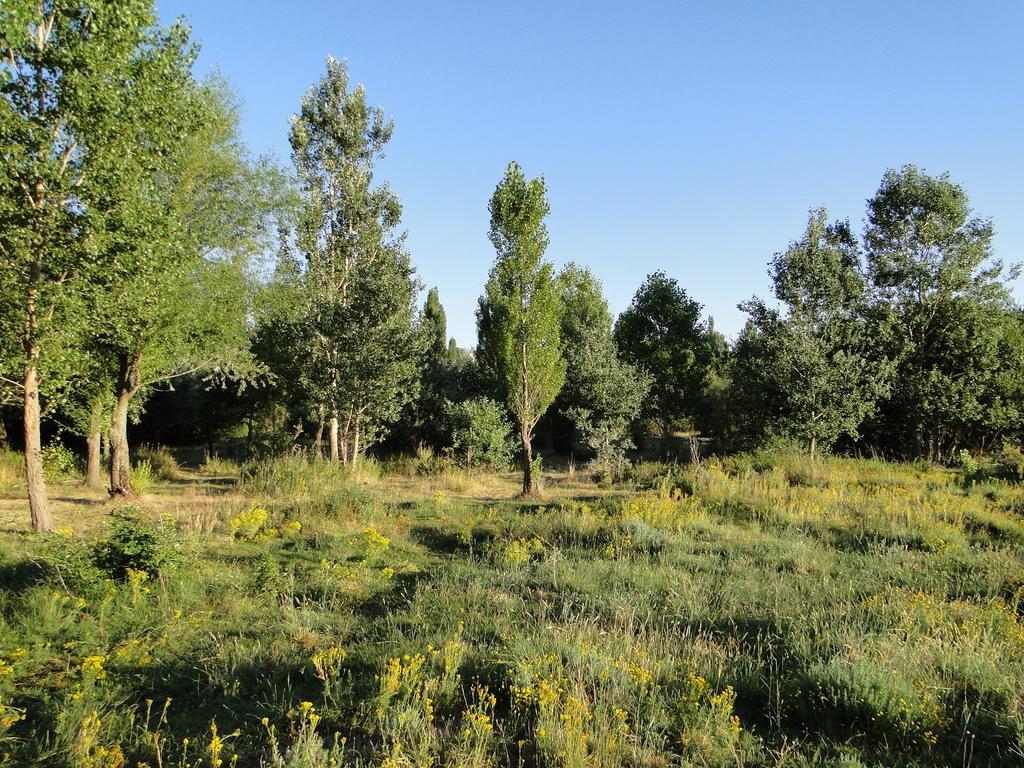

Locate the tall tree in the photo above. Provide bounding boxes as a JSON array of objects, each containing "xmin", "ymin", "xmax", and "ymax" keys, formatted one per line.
[
  {"xmin": 614, "ymin": 273, "xmax": 717, "ymax": 442},
  {"xmin": 864, "ymin": 165, "xmax": 1015, "ymax": 461},
  {"xmin": 477, "ymin": 162, "xmax": 565, "ymax": 495},
  {"xmin": 91, "ymin": 80, "xmax": 277, "ymax": 491},
  {"xmin": 732, "ymin": 209, "xmax": 892, "ymax": 458},
  {"xmin": 0, "ymin": 1, "xmax": 203, "ymax": 529},
  {"xmin": 289, "ymin": 58, "xmax": 422, "ymax": 464}
]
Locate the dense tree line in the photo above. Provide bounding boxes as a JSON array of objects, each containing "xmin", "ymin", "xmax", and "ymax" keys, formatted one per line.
[{"xmin": 3, "ymin": 2, "xmax": 1022, "ymax": 530}]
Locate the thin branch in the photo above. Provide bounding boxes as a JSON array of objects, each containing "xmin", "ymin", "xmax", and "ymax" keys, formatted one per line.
[
  {"xmin": 0, "ymin": 374, "xmax": 26, "ymax": 391},
  {"xmin": 136, "ymin": 360, "xmax": 215, "ymax": 393}
]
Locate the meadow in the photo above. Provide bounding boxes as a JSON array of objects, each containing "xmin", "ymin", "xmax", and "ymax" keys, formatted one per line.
[{"xmin": 0, "ymin": 449, "xmax": 1022, "ymax": 767}]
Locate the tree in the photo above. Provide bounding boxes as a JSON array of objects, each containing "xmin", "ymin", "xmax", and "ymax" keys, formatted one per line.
[
  {"xmin": 449, "ymin": 397, "xmax": 515, "ymax": 470},
  {"xmin": 423, "ymin": 287, "xmax": 448, "ymax": 357},
  {"xmin": 0, "ymin": 1, "xmax": 205, "ymax": 529},
  {"xmin": 477, "ymin": 162, "xmax": 565, "ymax": 495},
  {"xmin": 733, "ymin": 209, "xmax": 892, "ymax": 459},
  {"xmin": 91, "ymin": 80, "xmax": 277, "ymax": 491},
  {"xmin": 554, "ymin": 264, "xmax": 650, "ymax": 472},
  {"xmin": 864, "ymin": 165, "xmax": 1016, "ymax": 461},
  {"xmin": 289, "ymin": 58, "xmax": 422, "ymax": 464},
  {"xmin": 614, "ymin": 273, "xmax": 717, "ymax": 442},
  {"xmin": 394, "ymin": 288, "xmax": 473, "ymax": 452}
]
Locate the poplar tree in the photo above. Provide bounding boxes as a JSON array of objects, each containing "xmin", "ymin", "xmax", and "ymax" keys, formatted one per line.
[
  {"xmin": 477, "ymin": 162, "xmax": 565, "ymax": 495},
  {"xmin": 289, "ymin": 58, "xmax": 422, "ymax": 463}
]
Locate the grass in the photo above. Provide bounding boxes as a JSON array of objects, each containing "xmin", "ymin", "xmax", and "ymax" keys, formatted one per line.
[{"xmin": 0, "ymin": 452, "xmax": 1022, "ymax": 766}]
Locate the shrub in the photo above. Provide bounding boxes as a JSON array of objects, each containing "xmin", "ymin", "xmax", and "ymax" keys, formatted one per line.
[
  {"xmin": 92, "ymin": 511, "xmax": 180, "ymax": 580},
  {"xmin": 200, "ymin": 453, "xmax": 240, "ymax": 477},
  {"xmin": 134, "ymin": 445, "xmax": 180, "ymax": 480},
  {"xmin": 448, "ymin": 397, "xmax": 515, "ymax": 471},
  {"xmin": 42, "ymin": 440, "xmax": 78, "ymax": 481},
  {"xmin": 130, "ymin": 459, "xmax": 155, "ymax": 495},
  {"xmin": 229, "ymin": 506, "xmax": 271, "ymax": 540},
  {"xmin": 994, "ymin": 441, "xmax": 1024, "ymax": 483}
]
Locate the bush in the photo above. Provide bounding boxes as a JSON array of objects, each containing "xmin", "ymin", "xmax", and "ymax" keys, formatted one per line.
[
  {"xmin": 92, "ymin": 511, "xmax": 180, "ymax": 580},
  {"xmin": 995, "ymin": 441, "xmax": 1024, "ymax": 483},
  {"xmin": 134, "ymin": 445, "xmax": 180, "ymax": 480},
  {"xmin": 448, "ymin": 397, "xmax": 515, "ymax": 471},
  {"xmin": 130, "ymin": 459, "xmax": 155, "ymax": 495},
  {"xmin": 42, "ymin": 440, "xmax": 78, "ymax": 481},
  {"xmin": 200, "ymin": 453, "xmax": 241, "ymax": 477}
]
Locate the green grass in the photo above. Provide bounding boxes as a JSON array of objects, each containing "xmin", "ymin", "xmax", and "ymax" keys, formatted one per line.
[{"xmin": 0, "ymin": 453, "xmax": 1022, "ymax": 766}]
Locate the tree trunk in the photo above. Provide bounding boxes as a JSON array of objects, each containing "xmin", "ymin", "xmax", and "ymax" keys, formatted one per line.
[
  {"xmin": 340, "ymin": 412, "xmax": 351, "ymax": 465},
  {"xmin": 110, "ymin": 387, "xmax": 132, "ymax": 491},
  {"xmin": 23, "ymin": 363, "xmax": 52, "ymax": 532},
  {"xmin": 328, "ymin": 414, "xmax": 339, "ymax": 462},
  {"xmin": 809, "ymin": 435, "xmax": 817, "ymax": 462},
  {"xmin": 521, "ymin": 425, "xmax": 534, "ymax": 496},
  {"xmin": 101, "ymin": 429, "xmax": 109, "ymax": 459},
  {"xmin": 314, "ymin": 421, "xmax": 323, "ymax": 459},
  {"xmin": 0, "ymin": 414, "xmax": 8, "ymax": 450},
  {"xmin": 86, "ymin": 431, "xmax": 103, "ymax": 490},
  {"xmin": 352, "ymin": 418, "xmax": 361, "ymax": 468}
]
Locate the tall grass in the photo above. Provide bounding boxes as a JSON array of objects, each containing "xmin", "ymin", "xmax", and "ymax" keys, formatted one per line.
[
  {"xmin": 0, "ymin": 453, "xmax": 1022, "ymax": 766},
  {"xmin": 0, "ymin": 448, "xmax": 22, "ymax": 492}
]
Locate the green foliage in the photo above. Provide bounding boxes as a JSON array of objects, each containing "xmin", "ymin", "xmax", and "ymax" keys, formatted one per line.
[
  {"xmin": 477, "ymin": 162, "xmax": 565, "ymax": 493},
  {"xmin": 92, "ymin": 512, "xmax": 179, "ymax": 580},
  {"xmin": 284, "ymin": 58, "xmax": 423, "ymax": 460},
  {"xmin": 41, "ymin": 441, "xmax": 78, "ymax": 482},
  {"xmin": 555, "ymin": 264, "xmax": 651, "ymax": 472},
  {"xmin": 128, "ymin": 459, "xmax": 154, "ymax": 495},
  {"xmin": 614, "ymin": 272, "xmax": 720, "ymax": 439},
  {"xmin": 448, "ymin": 397, "xmax": 515, "ymax": 470},
  {"xmin": 134, "ymin": 445, "xmax": 180, "ymax": 481},
  {"xmin": 731, "ymin": 209, "xmax": 892, "ymax": 457},
  {"xmin": 864, "ymin": 165, "xmax": 1019, "ymax": 461}
]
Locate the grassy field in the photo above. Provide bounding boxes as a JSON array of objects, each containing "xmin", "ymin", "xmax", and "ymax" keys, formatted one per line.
[{"xmin": 0, "ymin": 450, "xmax": 1022, "ymax": 767}]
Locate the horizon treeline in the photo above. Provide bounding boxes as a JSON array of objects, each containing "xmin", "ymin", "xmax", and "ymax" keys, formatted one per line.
[{"xmin": 3, "ymin": 3, "xmax": 1023, "ymax": 531}]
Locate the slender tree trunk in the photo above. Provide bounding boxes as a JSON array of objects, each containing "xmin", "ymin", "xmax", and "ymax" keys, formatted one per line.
[
  {"xmin": 101, "ymin": 429, "xmax": 109, "ymax": 460},
  {"xmin": 110, "ymin": 353, "xmax": 140, "ymax": 491},
  {"xmin": 328, "ymin": 414, "xmax": 339, "ymax": 462},
  {"xmin": 809, "ymin": 435, "xmax": 817, "ymax": 462},
  {"xmin": 23, "ymin": 362, "xmax": 52, "ymax": 532},
  {"xmin": 86, "ymin": 397, "xmax": 105, "ymax": 490},
  {"xmin": 521, "ymin": 424, "xmax": 534, "ymax": 495},
  {"xmin": 314, "ymin": 420, "xmax": 323, "ymax": 459},
  {"xmin": 110, "ymin": 387, "xmax": 132, "ymax": 490},
  {"xmin": 340, "ymin": 412, "xmax": 351, "ymax": 465},
  {"xmin": 0, "ymin": 414, "xmax": 8, "ymax": 450},
  {"xmin": 86, "ymin": 431, "xmax": 103, "ymax": 489},
  {"xmin": 352, "ymin": 418, "xmax": 361, "ymax": 468}
]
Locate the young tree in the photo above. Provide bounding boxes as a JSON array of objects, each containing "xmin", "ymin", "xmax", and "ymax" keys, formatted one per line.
[
  {"xmin": 864, "ymin": 165, "xmax": 1016, "ymax": 461},
  {"xmin": 613, "ymin": 273, "xmax": 718, "ymax": 442},
  {"xmin": 477, "ymin": 162, "xmax": 565, "ymax": 495},
  {"xmin": 554, "ymin": 264, "xmax": 650, "ymax": 471},
  {"xmin": 0, "ymin": 1, "xmax": 203, "ymax": 529},
  {"xmin": 289, "ymin": 58, "xmax": 422, "ymax": 464},
  {"xmin": 733, "ymin": 209, "xmax": 892, "ymax": 459},
  {"xmin": 396, "ymin": 288, "xmax": 472, "ymax": 452}
]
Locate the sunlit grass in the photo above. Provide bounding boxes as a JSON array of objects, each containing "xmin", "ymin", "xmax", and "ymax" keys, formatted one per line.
[{"xmin": 0, "ymin": 452, "xmax": 1022, "ymax": 766}]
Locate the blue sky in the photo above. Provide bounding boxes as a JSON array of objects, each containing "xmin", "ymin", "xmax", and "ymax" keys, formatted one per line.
[{"xmin": 159, "ymin": 1, "xmax": 1024, "ymax": 347}]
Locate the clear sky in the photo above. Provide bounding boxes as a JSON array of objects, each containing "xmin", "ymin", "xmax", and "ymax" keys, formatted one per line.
[{"xmin": 158, "ymin": 0, "xmax": 1023, "ymax": 348}]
